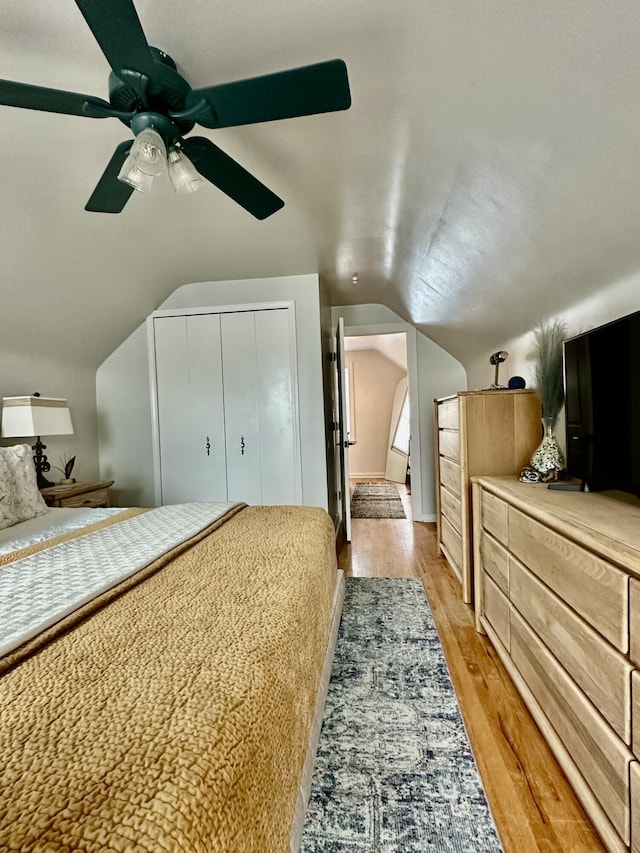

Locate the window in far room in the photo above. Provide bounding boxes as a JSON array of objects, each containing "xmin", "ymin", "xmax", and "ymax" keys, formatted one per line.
[{"xmin": 391, "ymin": 392, "xmax": 410, "ymax": 455}]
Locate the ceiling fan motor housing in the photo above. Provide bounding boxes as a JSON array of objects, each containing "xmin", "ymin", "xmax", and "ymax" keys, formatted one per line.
[{"xmin": 109, "ymin": 47, "xmax": 195, "ymax": 136}]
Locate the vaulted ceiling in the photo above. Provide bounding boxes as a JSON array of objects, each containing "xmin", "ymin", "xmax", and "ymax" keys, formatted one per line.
[{"xmin": 2, "ymin": 0, "xmax": 639, "ymax": 368}]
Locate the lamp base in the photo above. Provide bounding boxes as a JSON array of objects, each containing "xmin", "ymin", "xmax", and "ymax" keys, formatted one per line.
[
  {"xmin": 32, "ymin": 437, "xmax": 54, "ymax": 489},
  {"xmin": 36, "ymin": 472, "xmax": 55, "ymax": 489}
]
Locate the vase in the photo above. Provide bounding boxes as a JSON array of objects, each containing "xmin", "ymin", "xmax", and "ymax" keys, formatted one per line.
[{"xmin": 528, "ymin": 417, "xmax": 565, "ymax": 479}]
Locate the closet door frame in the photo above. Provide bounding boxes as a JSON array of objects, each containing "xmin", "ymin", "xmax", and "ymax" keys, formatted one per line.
[{"xmin": 147, "ymin": 300, "xmax": 303, "ymax": 507}]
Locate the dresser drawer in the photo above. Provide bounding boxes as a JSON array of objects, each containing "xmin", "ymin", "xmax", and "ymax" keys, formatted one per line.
[
  {"xmin": 439, "ymin": 456, "xmax": 461, "ymax": 499},
  {"xmin": 510, "ymin": 557, "xmax": 632, "ymax": 743},
  {"xmin": 438, "ymin": 429, "xmax": 460, "ymax": 463},
  {"xmin": 632, "ymin": 671, "xmax": 640, "ymax": 757},
  {"xmin": 509, "ymin": 507, "xmax": 629, "ymax": 652},
  {"xmin": 510, "ymin": 608, "xmax": 632, "ymax": 845},
  {"xmin": 631, "ymin": 761, "xmax": 640, "ymax": 853},
  {"xmin": 440, "ymin": 514, "xmax": 463, "ymax": 582},
  {"xmin": 479, "ymin": 530, "xmax": 509, "ymax": 595},
  {"xmin": 629, "ymin": 578, "xmax": 640, "ymax": 668},
  {"xmin": 481, "ymin": 491, "xmax": 508, "ymax": 546},
  {"xmin": 437, "ymin": 397, "xmax": 459, "ymax": 430},
  {"xmin": 59, "ymin": 488, "xmax": 110, "ymax": 508},
  {"xmin": 482, "ymin": 572, "xmax": 509, "ymax": 650},
  {"xmin": 440, "ymin": 486, "xmax": 461, "ymax": 535}
]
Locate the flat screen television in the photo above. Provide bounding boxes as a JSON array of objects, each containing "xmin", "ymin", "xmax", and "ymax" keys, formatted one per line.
[{"xmin": 561, "ymin": 309, "xmax": 640, "ymax": 496}]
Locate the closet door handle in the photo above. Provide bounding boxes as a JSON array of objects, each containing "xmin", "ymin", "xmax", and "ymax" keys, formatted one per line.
[
  {"xmin": 240, "ymin": 435, "xmax": 245, "ymax": 456},
  {"xmin": 205, "ymin": 436, "xmax": 211, "ymax": 456}
]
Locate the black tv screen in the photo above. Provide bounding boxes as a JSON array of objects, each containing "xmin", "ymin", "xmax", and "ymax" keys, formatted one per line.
[{"xmin": 563, "ymin": 310, "xmax": 640, "ymax": 496}]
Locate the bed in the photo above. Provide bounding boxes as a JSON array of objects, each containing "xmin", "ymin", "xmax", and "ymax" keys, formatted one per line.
[{"xmin": 0, "ymin": 445, "xmax": 343, "ymax": 852}]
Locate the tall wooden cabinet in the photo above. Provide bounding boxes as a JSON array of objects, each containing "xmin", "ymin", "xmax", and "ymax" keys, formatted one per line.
[
  {"xmin": 434, "ymin": 389, "xmax": 541, "ymax": 604},
  {"xmin": 150, "ymin": 305, "xmax": 302, "ymax": 507}
]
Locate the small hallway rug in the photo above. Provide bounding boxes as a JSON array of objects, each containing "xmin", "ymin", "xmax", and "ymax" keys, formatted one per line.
[
  {"xmin": 350, "ymin": 481, "xmax": 406, "ymax": 519},
  {"xmin": 300, "ymin": 578, "xmax": 503, "ymax": 852}
]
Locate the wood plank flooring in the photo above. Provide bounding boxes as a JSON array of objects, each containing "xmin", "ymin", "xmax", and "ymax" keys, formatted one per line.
[{"xmin": 340, "ymin": 480, "xmax": 605, "ymax": 853}]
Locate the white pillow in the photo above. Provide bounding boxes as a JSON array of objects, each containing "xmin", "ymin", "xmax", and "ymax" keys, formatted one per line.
[
  {"xmin": 0, "ymin": 444, "xmax": 48, "ymax": 525},
  {"xmin": 0, "ymin": 452, "xmax": 20, "ymax": 530}
]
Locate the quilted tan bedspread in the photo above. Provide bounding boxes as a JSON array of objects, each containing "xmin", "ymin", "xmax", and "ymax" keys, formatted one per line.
[{"xmin": 0, "ymin": 504, "xmax": 337, "ymax": 852}]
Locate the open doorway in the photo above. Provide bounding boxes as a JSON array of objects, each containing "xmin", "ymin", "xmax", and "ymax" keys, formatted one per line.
[{"xmin": 344, "ymin": 332, "xmax": 412, "ymax": 522}]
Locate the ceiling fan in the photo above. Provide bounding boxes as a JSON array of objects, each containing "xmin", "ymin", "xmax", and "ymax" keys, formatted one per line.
[{"xmin": 0, "ymin": 0, "xmax": 351, "ymax": 219}]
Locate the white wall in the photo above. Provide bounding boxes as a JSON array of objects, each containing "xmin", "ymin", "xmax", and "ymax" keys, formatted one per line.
[
  {"xmin": 0, "ymin": 349, "xmax": 99, "ymax": 482},
  {"xmin": 97, "ymin": 274, "xmax": 327, "ymax": 509},
  {"xmin": 96, "ymin": 326, "xmax": 154, "ymax": 507},
  {"xmin": 465, "ymin": 269, "xmax": 640, "ymax": 390},
  {"xmin": 463, "ymin": 270, "xmax": 640, "ymax": 459},
  {"xmin": 332, "ymin": 304, "xmax": 466, "ymax": 521}
]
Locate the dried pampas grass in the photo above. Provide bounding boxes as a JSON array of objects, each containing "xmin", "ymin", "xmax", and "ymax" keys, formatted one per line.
[{"xmin": 529, "ymin": 318, "xmax": 567, "ymax": 429}]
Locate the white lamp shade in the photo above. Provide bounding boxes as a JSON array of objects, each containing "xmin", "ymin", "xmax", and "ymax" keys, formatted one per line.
[{"xmin": 1, "ymin": 396, "xmax": 74, "ymax": 437}]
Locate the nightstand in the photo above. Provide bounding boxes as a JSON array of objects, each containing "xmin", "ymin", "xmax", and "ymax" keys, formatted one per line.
[{"xmin": 40, "ymin": 480, "xmax": 115, "ymax": 508}]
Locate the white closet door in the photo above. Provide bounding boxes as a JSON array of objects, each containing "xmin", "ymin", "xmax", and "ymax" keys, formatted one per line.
[
  {"xmin": 221, "ymin": 311, "xmax": 262, "ymax": 504},
  {"xmin": 185, "ymin": 314, "xmax": 227, "ymax": 501},
  {"xmin": 255, "ymin": 309, "xmax": 298, "ymax": 504},
  {"xmin": 154, "ymin": 314, "xmax": 226, "ymax": 504}
]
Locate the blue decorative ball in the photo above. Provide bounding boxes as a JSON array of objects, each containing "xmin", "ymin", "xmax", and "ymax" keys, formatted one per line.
[{"xmin": 508, "ymin": 376, "xmax": 526, "ymax": 389}]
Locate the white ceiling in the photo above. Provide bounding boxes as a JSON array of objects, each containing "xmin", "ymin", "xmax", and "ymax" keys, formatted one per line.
[{"xmin": 2, "ymin": 0, "xmax": 640, "ymax": 368}]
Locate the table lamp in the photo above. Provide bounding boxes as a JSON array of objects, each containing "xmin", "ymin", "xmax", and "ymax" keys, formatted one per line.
[{"xmin": 1, "ymin": 394, "xmax": 74, "ymax": 488}]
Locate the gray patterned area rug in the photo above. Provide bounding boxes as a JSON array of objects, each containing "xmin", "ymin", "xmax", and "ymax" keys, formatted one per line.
[
  {"xmin": 300, "ymin": 578, "xmax": 503, "ymax": 852},
  {"xmin": 350, "ymin": 482, "xmax": 406, "ymax": 519}
]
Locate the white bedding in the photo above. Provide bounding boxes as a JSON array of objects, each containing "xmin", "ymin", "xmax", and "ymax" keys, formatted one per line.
[
  {"xmin": 0, "ymin": 506, "xmax": 124, "ymax": 555},
  {"xmin": 0, "ymin": 502, "xmax": 238, "ymax": 658}
]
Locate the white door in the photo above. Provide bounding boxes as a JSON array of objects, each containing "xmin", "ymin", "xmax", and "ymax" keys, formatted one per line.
[
  {"xmin": 254, "ymin": 309, "xmax": 299, "ymax": 504},
  {"xmin": 221, "ymin": 308, "xmax": 299, "ymax": 505},
  {"xmin": 221, "ymin": 311, "xmax": 263, "ymax": 504},
  {"xmin": 336, "ymin": 317, "xmax": 353, "ymax": 541},
  {"xmin": 154, "ymin": 314, "xmax": 227, "ymax": 504}
]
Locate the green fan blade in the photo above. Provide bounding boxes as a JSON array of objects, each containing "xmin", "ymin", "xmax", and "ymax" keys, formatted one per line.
[
  {"xmin": 0, "ymin": 79, "xmax": 112, "ymax": 117},
  {"xmin": 85, "ymin": 141, "xmax": 135, "ymax": 213},
  {"xmin": 74, "ymin": 0, "xmax": 157, "ymax": 80},
  {"xmin": 185, "ymin": 59, "xmax": 351, "ymax": 129},
  {"xmin": 182, "ymin": 137, "xmax": 284, "ymax": 220}
]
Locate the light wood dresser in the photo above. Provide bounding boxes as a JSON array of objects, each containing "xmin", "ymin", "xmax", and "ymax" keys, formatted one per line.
[
  {"xmin": 434, "ymin": 390, "xmax": 541, "ymax": 604},
  {"xmin": 473, "ymin": 476, "xmax": 640, "ymax": 853}
]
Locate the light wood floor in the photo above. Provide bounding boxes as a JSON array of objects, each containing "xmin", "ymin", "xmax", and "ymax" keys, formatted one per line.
[{"xmin": 340, "ymin": 480, "xmax": 605, "ymax": 853}]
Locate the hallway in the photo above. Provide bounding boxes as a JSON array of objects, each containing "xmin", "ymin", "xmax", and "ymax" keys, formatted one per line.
[{"xmin": 337, "ymin": 490, "xmax": 605, "ymax": 853}]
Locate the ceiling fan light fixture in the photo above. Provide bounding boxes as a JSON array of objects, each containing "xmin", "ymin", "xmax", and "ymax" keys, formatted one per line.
[
  {"xmin": 167, "ymin": 147, "xmax": 204, "ymax": 194},
  {"xmin": 117, "ymin": 155, "xmax": 154, "ymax": 192},
  {"xmin": 130, "ymin": 127, "xmax": 167, "ymax": 176}
]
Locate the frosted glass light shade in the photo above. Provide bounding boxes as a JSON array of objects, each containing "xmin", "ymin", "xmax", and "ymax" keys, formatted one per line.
[
  {"xmin": 1, "ymin": 396, "xmax": 74, "ymax": 437},
  {"xmin": 117, "ymin": 155, "xmax": 154, "ymax": 192},
  {"xmin": 167, "ymin": 148, "xmax": 204, "ymax": 194},
  {"xmin": 130, "ymin": 128, "xmax": 167, "ymax": 176}
]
